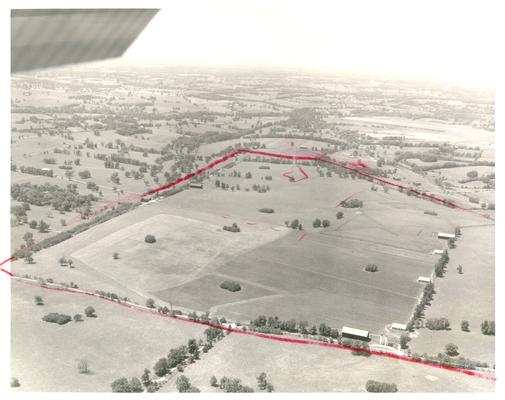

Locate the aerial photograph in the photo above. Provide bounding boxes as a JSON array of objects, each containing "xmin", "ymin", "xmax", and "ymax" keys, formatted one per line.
[{"xmin": 2, "ymin": 0, "xmax": 502, "ymax": 397}]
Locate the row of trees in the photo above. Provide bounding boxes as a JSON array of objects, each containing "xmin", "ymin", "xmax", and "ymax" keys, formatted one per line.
[{"xmin": 249, "ymin": 315, "xmax": 339, "ymax": 338}]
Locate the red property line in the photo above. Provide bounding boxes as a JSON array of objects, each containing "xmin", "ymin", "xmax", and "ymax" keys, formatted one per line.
[
  {"xmin": 12, "ymin": 277, "xmax": 496, "ymax": 382},
  {"xmin": 143, "ymin": 149, "xmax": 487, "ymax": 218}
]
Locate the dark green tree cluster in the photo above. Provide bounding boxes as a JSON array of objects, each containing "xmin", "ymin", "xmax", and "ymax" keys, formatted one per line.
[
  {"xmin": 481, "ymin": 320, "xmax": 495, "ymax": 336},
  {"xmin": 219, "ymin": 280, "xmax": 241, "ymax": 292},
  {"xmin": 217, "ymin": 376, "xmax": 254, "ymax": 393},
  {"xmin": 426, "ymin": 317, "xmax": 450, "ymax": 330},
  {"xmin": 249, "ymin": 315, "xmax": 339, "ymax": 338},
  {"xmin": 365, "ymin": 380, "xmax": 398, "ymax": 393},
  {"xmin": 435, "ymin": 250, "xmax": 450, "ymax": 277},
  {"xmin": 11, "ymin": 182, "xmax": 98, "ymax": 212},
  {"xmin": 42, "ymin": 313, "xmax": 72, "ymax": 325},
  {"xmin": 223, "ymin": 223, "xmax": 240, "ymax": 233},
  {"xmin": 110, "ymin": 377, "xmax": 143, "ymax": 392}
]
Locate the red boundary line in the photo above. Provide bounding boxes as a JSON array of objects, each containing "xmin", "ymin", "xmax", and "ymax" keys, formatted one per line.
[
  {"xmin": 4, "ymin": 148, "xmax": 495, "ymax": 380},
  {"xmin": 141, "ymin": 149, "xmax": 489, "ymax": 219},
  {"xmin": 12, "ymin": 278, "xmax": 495, "ymax": 382}
]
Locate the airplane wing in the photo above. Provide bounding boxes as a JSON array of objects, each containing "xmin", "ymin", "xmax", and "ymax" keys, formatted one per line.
[{"xmin": 11, "ymin": 9, "xmax": 158, "ymax": 73}]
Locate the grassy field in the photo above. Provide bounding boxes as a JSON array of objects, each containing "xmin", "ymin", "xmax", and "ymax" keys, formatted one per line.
[
  {"xmin": 11, "ymin": 281, "xmax": 207, "ymax": 392},
  {"xmin": 409, "ymin": 225, "xmax": 495, "ymax": 364},
  {"xmin": 160, "ymin": 333, "xmax": 494, "ymax": 393}
]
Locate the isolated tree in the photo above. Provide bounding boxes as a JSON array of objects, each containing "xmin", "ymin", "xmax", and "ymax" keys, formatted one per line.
[
  {"xmin": 457, "ymin": 264, "xmax": 463, "ymax": 274},
  {"xmin": 461, "ymin": 320, "xmax": 470, "ymax": 332},
  {"xmin": 481, "ymin": 320, "xmax": 495, "ymax": 335},
  {"xmin": 290, "ymin": 219, "xmax": 299, "ymax": 229},
  {"xmin": 113, "ymin": 252, "xmax": 119, "ymax": 260},
  {"xmin": 187, "ymin": 338, "xmax": 199, "ymax": 357},
  {"xmin": 29, "ymin": 220, "xmax": 38, "ymax": 229},
  {"xmin": 84, "ymin": 306, "xmax": 97, "ymax": 318},
  {"xmin": 466, "ymin": 170, "xmax": 478, "ymax": 179},
  {"xmin": 312, "ymin": 218, "xmax": 322, "ymax": 228},
  {"xmin": 11, "ymin": 378, "xmax": 20, "ymax": 388},
  {"xmin": 322, "ymin": 219, "xmax": 330, "ymax": 228},
  {"xmin": 25, "ymin": 254, "xmax": 34, "ymax": 264},
  {"xmin": 77, "ymin": 359, "xmax": 89, "ymax": 374},
  {"xmin": 210, "ymin": 376, "xmax": 218, "ymax": 387},
  {"xmin": 336, "ymin": 211, "xmax": 344, "ymax": 219},
  {"xmin": 445, "ymin": 343, "xmax": 459, "ymax": 356},
  {"xmin": 146, "ymin": 298, "xmax": 155, "ymax": 308},
  {"xmin": 34, "ymin": 296, "xmax": 44, "ymax": 306},
  {"xmin": 73, "ymin": 313, "xmax": 83, "ymax": 322},
  {"xmin": 455, "ymin": 226, "xmax": 461, "ymax": 236},
  {"xmin": 145, "ymin": 234, "xmax": 156, "ymax": 243}
]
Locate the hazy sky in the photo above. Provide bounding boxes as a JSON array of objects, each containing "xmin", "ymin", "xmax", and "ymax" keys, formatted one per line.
[{"xmin": 123, "ymin": 0, "xmax": 501, "ymax": 87}]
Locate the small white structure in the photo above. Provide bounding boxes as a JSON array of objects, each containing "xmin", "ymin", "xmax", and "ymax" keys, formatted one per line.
[
  {"xmin": 418, "ymin": 276, "xmax": 432, "ymax": 284},
  {"xmin": 342, "ymin": 326, "xmax": 370, "ymax": 341},
  {"xmin": 391, "ymin": 322, "xmax": 407, "ymax": 331},
  {"xmin": 432, "ymin": 249, "xmax": 444, "ymax": 255},
  {"xmin": 438, "ymin": 232, "xmax": 456, "ymax": 240}
]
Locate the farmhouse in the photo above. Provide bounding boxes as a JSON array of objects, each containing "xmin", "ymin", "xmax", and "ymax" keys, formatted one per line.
[
  {"xmin": 391, "ymin": 322, "xmax": 407, "ymax": 331},
  {"xmin": 438, "ymin": 232, "xmax": 456, "ymax": 240},
  {"xmin": 342, "ymin": 326, "xmax": 370, "ymax": 341},
  {"xmin": 417, "ymin": 276, "xmax": 432, "ymax": 284}
]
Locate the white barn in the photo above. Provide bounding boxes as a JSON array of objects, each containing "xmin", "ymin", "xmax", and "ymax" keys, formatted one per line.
[
  {"xmin": 342, "ymin": 326, "xmax": 370, "ymax": 341},
  {"xmin": 438, "ymin": 232, "xmax": 456, "ymax": 240},
  {"xmin": 418, "ymin": 276, "xmax": 432, "ymax": 284}
]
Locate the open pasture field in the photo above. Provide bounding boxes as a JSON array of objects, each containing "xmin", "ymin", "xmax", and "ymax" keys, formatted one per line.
[
  {"xmin": 11, "ymin": 282, "xmax": 206, "ymax": 392},
  {"xmin": 160, "ymin": 333, "xmax": 494, "ymax": 393},
  {"xmin": 71, "ymin": 213, "xmax": 287, "ymax": 294},
  {"xmin": 409, "ymin": 225, "xmax": 495, "ymax": 364}
]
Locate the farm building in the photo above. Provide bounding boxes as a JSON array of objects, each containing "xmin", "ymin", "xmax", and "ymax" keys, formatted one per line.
[
  {"xmin": 391, "ymin": 322, "xmax": 407, "ymax": 331},
  {"xmin": 189, "ymin": 183, "xmax": 203, "ymax": 189},
  {"xmin": 438, "ymin": 232, "xmax": 456, "ymax": 240},
  {"xmin": 417, "ymin": 276, "xmax": 432, "ymax": 284},
  {"xmin": 342, "ymin": 326, "xmax": 370, "ymax": 341},
  {"xmin": 432, "ymin": 249, "xmax": 444, "ymax": 255}
]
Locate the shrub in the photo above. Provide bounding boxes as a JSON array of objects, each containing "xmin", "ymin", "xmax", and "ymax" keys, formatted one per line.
[
  {"xmin": 365, "ymin": 380, "xmax": 398, "ymax": 393},
  {"xmin": 399, "ymin": 333, "xmax": 411, "ymax": 349},
  {"xmin": 34, "ymin": 295, "xmax": 44, "ymax": 306},
  {"xmin": 144, "ymin": 234, "xmax": 156, "ymax": 243},
  {"xmin": 460, "ymin": 320, "xmax": 470, "ymax": 332},
  {"xmin": 74, "ymin": 313, "xmax": 83, "ymax": 322},
  {"xmin": 258, "ymin": 208, "xmax": 275, "ymax": 213},
  {"xmin": 336, "ymin": 211, "xmax": 344, "ymax": 219},
  {"xmin": 364, "ymin": 264, "xmax": 378, "ymax": 272},
  {"xmin": 11, "ymin": 377, "xmax": 20, "ymax": 388},
  {"xmin": 322, "ymin": 219, "xmax": 330, "ymax": 228},
  {"xmin": 220, "ymin": 281, "xmax": 242, "ymax": 292},
  {"xmin": 42, "ymin": 313, "xmax": 72, "ymax": 325},
  {"xmin": 84, "ymin": 306, "xmax": 97, "ymax": 318}
]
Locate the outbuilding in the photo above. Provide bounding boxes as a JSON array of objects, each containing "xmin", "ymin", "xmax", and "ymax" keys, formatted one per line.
[
  {"xmin": 342, "ymin": 326, "xmax": 370, "ymax": 341},
  {"xmin": 432, "ymin": 249, "xmax": 444, "ymax": 255},
  {"xmin": 391, "ymin": 322, "xmax": 407, "ymax": 331},
  {"xmin": 189, "ymin": 183, "xmax": 203, "ymax": 189},
  {"xmin": 418, "ymin": 276, "xmax": 432, "ymax": 284},
  {"xmin": 438, "ymin": 232, "xmax": 456, "ymax": 240}
]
